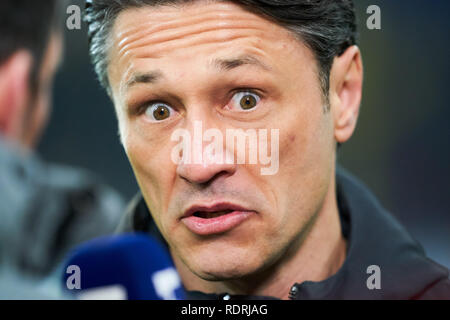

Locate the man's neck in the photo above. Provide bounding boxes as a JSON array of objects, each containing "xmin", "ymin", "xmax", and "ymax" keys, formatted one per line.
[{"xmin": 172, "ymin": 174, "xmax": 347, "ymax": 300}]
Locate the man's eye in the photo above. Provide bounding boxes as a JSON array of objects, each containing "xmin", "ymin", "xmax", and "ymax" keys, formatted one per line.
[
  {"xmin": 230, "ymin": 91, "xmax": 261, "ymax": 111},
  {"xmin": 144, "ymin": 102, "xmax": 173, "ymax": 122}
]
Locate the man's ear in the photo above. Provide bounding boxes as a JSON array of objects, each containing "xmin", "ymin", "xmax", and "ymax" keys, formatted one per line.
[
  {"xmin": 0, "ymin": 51, "xmax": 33, "ymax": 141},
  {"xmin": 329, "ymin": 45, "xmax": 363, "ymax": 144}
]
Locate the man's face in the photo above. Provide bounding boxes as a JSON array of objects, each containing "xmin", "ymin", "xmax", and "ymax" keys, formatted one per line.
[{"xmin": 108, "ymin": 1, "xmax": 336, "ymax": 280}]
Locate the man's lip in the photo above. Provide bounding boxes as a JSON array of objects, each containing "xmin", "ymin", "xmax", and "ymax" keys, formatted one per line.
[
  {"xmin": 180, "ymin": 202, "xmax": 257, "ymax": 235},
  {"xmin": 181, "ymin": 211, "xmax": 255, "ymax": 236},
  {"xmin": 182, "ymin": 202, "xmax": 255, "ymax": 219}
]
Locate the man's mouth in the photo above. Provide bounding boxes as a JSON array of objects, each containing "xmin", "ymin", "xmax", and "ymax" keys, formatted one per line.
[
  {"xmin": 181, "ymin": 203, "xmax": 255, "ymax": 236},
  {"xmin": 192, "ymin": 210, "xmax": 234, "ymax": 219}
]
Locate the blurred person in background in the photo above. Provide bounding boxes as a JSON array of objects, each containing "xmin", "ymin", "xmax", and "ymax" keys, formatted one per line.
[{"xmin": 0, "ymin": 0, "xmax": 125, "ymax": 299}]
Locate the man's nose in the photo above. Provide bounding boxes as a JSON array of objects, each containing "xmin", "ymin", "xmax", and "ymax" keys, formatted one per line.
[
  {"xmin": 177, "ymin": 160, "xmax": 236, "ymax": 185},
  {"xmin": 176, "ymin": 123, "xmax": 236, "ymax": 185}
]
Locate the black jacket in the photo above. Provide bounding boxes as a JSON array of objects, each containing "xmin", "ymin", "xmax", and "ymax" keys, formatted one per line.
[{"xmin": 116, "ymin": 167, "xmax": 450, "ymax": 300}]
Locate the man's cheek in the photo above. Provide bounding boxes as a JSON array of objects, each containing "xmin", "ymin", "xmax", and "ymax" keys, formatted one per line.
[
  {"xmin": 276, "ymin": 124, "xmax": 309, "ymax": 174},
  {"xmin": 126, "ymin": 135, "xmax": 172, "ymax": 203},
  {"xmin": 126, "ymin": 125, "xmax": 172, "ymax": 165}
]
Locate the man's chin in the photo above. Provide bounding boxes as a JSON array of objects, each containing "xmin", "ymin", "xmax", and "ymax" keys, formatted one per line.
[
  {"xmin": 188, "ymin": 258, "xmax": 264, "ymax": 282},
  {"xmin": 172, "ymin": 241, "xmax": 272, "ymax": 284},
  {"xmin": 195, "ymin": 268, "xmax": 252, "ymax": 282}
]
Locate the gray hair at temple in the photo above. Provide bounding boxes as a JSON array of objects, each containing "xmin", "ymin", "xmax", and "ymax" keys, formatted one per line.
[{"xmin": 84, "ymin": 0, "xmax": 357, "ymax": 107}]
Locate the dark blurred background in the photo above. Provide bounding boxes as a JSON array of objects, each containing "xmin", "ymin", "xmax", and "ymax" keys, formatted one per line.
[{"xmin": 38, "ymin": 0, "xmax": 450, "ymax": 268}]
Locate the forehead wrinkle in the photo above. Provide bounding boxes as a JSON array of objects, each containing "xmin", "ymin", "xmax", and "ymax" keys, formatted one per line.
[
  {"xmin": 118, "ymin": 28, "xmax": 267, "ymax": 65},
  {"xmin": 117, "ymin": 16, "xmax": 263, "ymax": 59},
  {"xmin": 113, "ymin": 2, "xmax": 284, "ymax": 65},
  {"xmin": 116, "ymin": 6, "xmax": 256, "ymax": 49},
  {"xmin": 114, "ymin": 1, "xmax": 257, "ymax": 43}
]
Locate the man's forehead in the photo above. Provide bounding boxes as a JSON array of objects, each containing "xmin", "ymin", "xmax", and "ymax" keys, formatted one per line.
[
  {"xmin": 107, "ymin": 1, "xmax": 310, "ymax": 95},
  {"xmin": 112, "ymin": 1, "xmax": 268, "ymax": 38},
  {"xmin": 110, "ymin": 2, "xmax": 293, "ymax": 56}
]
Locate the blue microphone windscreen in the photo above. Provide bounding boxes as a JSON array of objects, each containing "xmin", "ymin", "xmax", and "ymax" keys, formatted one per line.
[{"xmin": 62, "ymin": 233, "xmax": 185, "ymax": 300}]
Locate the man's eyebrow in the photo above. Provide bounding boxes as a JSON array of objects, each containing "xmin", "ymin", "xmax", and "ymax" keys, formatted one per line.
[
  {"xmin": 126, "ymin": 70, "xmax": 164, "ymax": 88},
  {"xmin": 211, "ymin": 54, "xmax": 272, "ymax": 72}
]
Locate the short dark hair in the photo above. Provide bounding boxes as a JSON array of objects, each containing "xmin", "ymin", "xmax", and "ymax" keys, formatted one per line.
[
  {"xmin": 0, "ymin": 0, "xmax": 63, "ymax": 94},
  {"xmin": 85, "ymin": 0, "xmax": 357, "ymax": 105}
]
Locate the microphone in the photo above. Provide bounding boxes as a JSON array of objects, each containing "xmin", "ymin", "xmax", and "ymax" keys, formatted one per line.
[{"xmin": 62, "ymin": 233, "xmax": 186, "ymax": 300}]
